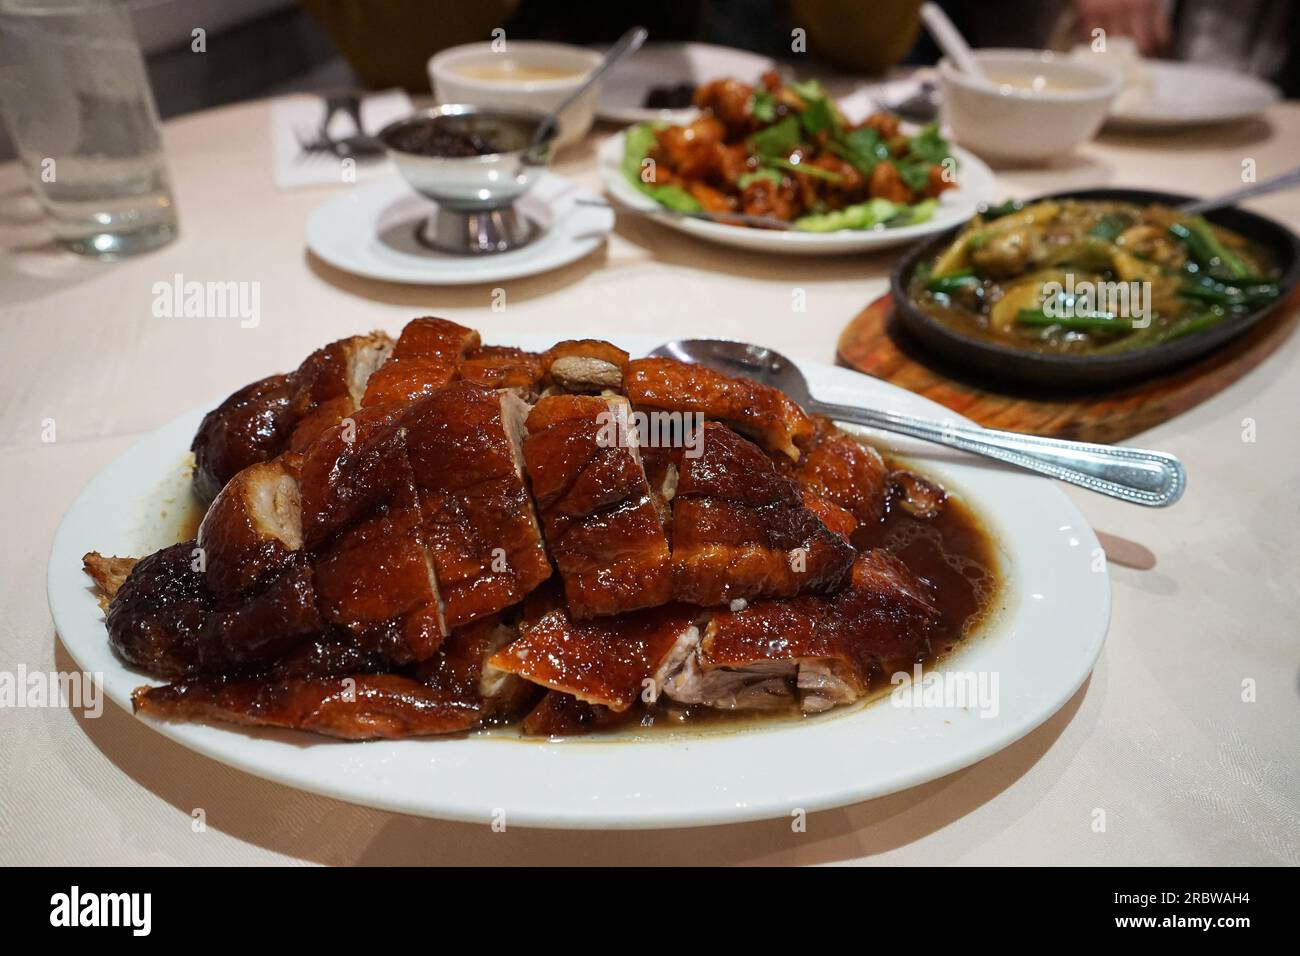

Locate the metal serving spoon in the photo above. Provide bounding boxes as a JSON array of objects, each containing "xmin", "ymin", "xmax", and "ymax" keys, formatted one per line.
[
  {"xmin": 1179, "ymin": 164, "xmax": 1300, "ymax": 216},
  {"xmin": 651, "ymin": 338, "xmax": 1186, "ymax": 507},
  {"xmin": 531, "ymin": 25, "xmax": 648, "ymax": 147}
]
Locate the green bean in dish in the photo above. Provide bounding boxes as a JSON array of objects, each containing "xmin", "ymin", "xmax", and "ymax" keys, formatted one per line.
[
  {"xmin": 907, "ymin": 199, "xmax": 1283, "ymax": 355},
  {"xmin": 621, "ymin": 71, "xmax": 956, "ymax": 232}
]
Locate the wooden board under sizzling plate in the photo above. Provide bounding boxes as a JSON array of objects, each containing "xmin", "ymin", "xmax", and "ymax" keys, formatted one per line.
[{"xmin": 836, "ymin": 291, "xmax": 1300, "ymax": 443}]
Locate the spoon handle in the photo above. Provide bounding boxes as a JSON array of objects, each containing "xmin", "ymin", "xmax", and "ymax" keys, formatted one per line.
[
  {"xmin": 537, "ymin": 26, "xmax": 647, "ymax": 143},
  {"xmin": 809, "ymin": 400, "xmax": 1186, "ymax": 507},
  {"xmin": 1180, "ymin": 164, "xmax": 1300, "ymax": 216}
]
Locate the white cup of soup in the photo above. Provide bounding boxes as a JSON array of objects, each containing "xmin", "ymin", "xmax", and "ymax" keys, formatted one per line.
[
  {"xmin": 939, "ymin": 49, "xmax": 1122, "ymax": 164},
  {"xmin": 429, "ymin": 42, "xmax": 603, "ymax": 148}
]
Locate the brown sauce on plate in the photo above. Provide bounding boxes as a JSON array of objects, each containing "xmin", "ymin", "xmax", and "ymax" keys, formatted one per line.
[{"xmin": 544, "ymin": 452, "xmax": 1004, "ymax": 740}]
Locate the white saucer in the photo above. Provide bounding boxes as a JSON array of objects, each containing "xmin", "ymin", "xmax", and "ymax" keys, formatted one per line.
[
  {"xmin": 305, "ymin": 172, "xmax": 614, "ymax": 285},
  {"xmin": 597, "ymin": 42, "xmax": 775, "ymax": 125},
  {"xmin": 1105, "ymin": 61, "xmax": 1279, "ymax": 130}
]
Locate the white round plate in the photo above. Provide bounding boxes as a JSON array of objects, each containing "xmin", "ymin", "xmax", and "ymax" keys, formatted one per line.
[
  {"xmin": 597, "ymin": 42, "xmax": 775, "ymax": 125},
  {"xmin": 598, "ymin": 131, "xmax": 997, "ymax": 255},
  {"xmin": 1105, "ymin": 61, "xmax": 1279, "ymax": 130},
  {"xmin": 48, "ymin": 332, "xmax": 1109, "ymax": 829},
  {"xmin": 305, "ymin": 172, "xmax": 613, "ymax": 285}
]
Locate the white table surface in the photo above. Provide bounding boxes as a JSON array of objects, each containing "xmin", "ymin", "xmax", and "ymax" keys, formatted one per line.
[{"xmin": 2, "ymin": 95, "xmax": 1298, "ymax": 866}]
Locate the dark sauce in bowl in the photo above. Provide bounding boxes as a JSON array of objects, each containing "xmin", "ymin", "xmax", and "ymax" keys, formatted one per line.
[{"xmin": 382, "ymin": 115, "xmax": 534, "ymax": 158}]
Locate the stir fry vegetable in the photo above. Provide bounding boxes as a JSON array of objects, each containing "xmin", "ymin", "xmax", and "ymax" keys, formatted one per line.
[
  {"xmin": 908, "ymin": 199, "xmax": 1282, "ymax": 355},
  {"xmin": 622, "ymin": 71, "xmax": 956, "ymax": 231}
]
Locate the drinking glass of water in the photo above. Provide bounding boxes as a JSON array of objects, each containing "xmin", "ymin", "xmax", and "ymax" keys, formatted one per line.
[{"xmin": 0, "ymin": 0, "xmax": 178, "ymax": 257}]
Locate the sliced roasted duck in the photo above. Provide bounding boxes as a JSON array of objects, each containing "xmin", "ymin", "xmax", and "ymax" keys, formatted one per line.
[
  {"xmin": 625, "ymin": 356, "xmax": 814, "ymax": 461},
  {"xmin": 670, "ymin": 422, "xmax": 854, "ymax": 606},
  {"xmin": 90, "ymin": 316, "xmax": 966, "ymax": 739},
  {"xmin": 660, "ymin": 550, "xmax": 939, "ymax": 713},
  {"xmin": 191, "ymin": 331, "xmax": 392, "ymax": 501},
  {"xmin": 522, "ymin": 394, "xmax": 672, "ymax": 617},
  {"xmin": 488, "ymin": 584, "xmax": 698, "ymax": 713}
]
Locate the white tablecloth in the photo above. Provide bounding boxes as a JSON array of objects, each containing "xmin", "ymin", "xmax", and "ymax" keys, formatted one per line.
[{"xmin": 1, "ymin": 96, "xmax": 1297, "ymax": 865}]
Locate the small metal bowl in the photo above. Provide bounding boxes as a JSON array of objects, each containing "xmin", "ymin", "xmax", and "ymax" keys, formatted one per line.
[
  {"xmin": 378, "ymin": 105, "xmax": 557, "ymax": 254},
  {"xmin": 890, "ymin": 188, "xmax": 1300, "ymax": 389}
]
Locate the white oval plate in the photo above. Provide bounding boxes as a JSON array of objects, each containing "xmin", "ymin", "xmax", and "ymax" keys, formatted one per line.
[
  {"xmin": 598, "ymin": 131, "xmax": 997, "ymax": 255},
  {"xmin": 305, "ymin": 172, "xmax": 613, "ymax": 285},
  {"xmin": 597, "ymin": 42, "xmax": 775, "ymax": 125},
  {"xmin": 1105, "ymin": 61, "xmax": 1279, "ymax": 130},
  {"xmin": 48, "ymin": 332, "xmax": 1108, "ymax": 829}
]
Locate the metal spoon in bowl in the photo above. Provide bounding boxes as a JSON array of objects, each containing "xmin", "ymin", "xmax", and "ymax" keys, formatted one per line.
[
  {"xmin": 919, "ymin": 2, "xmax": 988, "ymax": 83},
  {"xmin": 531, "ymin": 25, "xmax": 648, "ymax": 148},
  {"xmin": 651, "ymin": 338, "xmax": 1186, "ymax": 507},
  {"xmin": 1179, "ymin": 164, "xmax": 1300, "ymax": 215}
]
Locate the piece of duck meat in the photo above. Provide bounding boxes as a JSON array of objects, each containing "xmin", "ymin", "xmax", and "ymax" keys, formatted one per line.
[
  {"xmin": 801, "ymin": 490, "xmax": 858, "ymax": 539},
  {"xmin": 287, "ymin": 331, "xmax": 395, "ymax": 451},
  {"xmin": 196, "ymin": 457, "xmax": 303, "ymax": 595},
  {"xmin": 519, "ymin": 690, "xmax": 638, "ymax": 737},
  {"xmin": 132, "ymin": 673, "xmax": 482, "ymax": 740},
  {"xmin": 624, "ymin": 356, "xmax": 813, "ymax": 461},
  {"xmin": 640, "ymin": 444, "xmax": 680, "ymax": 533},
  {"xmin": 670, "ymin": 422, "xmax": 854, "ymax": 606},
  {"xmin": 489, "ymin": 585, "xmax": 699, "ymax": 712},
  {"xmin": 661, "ymin": 550, "xmax": 940, "ymax": 714},
  {"xmin": 82, "ymin": 552, "xmax": 140, "ymax": 610},
  {"xmin": 787, "ymin": 416, "xmax": 889, "ymax": 527},
  {"xmin": 459, "ymin": 345, "xmax": 544, "ymax": 393},
  {"xmin": 190, "ymin": 331, "xmax": 393, "ymax": 501},
  {"xmin": 540, "ymin": 339, "xmax": 630, "ymax": 394},
  {"xmin": 522, "ymin": 394, "xmax": 673, "ymax": 617},
  {"xmin": 133, "ymin": 610, "xmax": 540, "ymax": 739},
  {"xmin": 311, "ymin": 503, "xmax": 445, "ymax": 663},
  {"xmin": 411, "ymin": 615, "xmax": 541, "ymax": 723},
  {"xmin": 888, "ymin": 469, "xmax": 948, "ymax": 520},
  {"xmin": 361, "ymin": 317, "xmax": 479, "ymax": 407},
  {"xmin": 295, "ymin": 403, "xmax": 413, "ymax": 550},
  {"xmin": 402, "ymin": 381, "xmax": 552, "ymax": 629},
  {"xmin": 190, "ymin": 374, "xmax": 297, "ymax": 502},
  {"xmin": 104, "ymin": 541, "xmax": 322, "ymax": 680}
]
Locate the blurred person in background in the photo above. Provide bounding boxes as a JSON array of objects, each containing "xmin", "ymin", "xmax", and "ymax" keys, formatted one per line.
[
  {"xmin": 298, "ymin": 0, "xmax": 1298, "ymax": 96},
  {"xmin": 908, "ymin": 0, "xmax": 1298, "ymax": 95}
]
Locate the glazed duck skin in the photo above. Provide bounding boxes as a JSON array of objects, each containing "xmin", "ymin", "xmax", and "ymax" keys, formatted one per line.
[
  {"xmin": 190, "ymin": 374, "xmax": 296, "ymax": 503},
  {"xmin": 105, "ymin": 542, "xmax": 322, "ymax": 680},
  {"xmin": 361, "ymin": 317, "xmax": 479, "ymax": 407},
  {"xmin": 196, "ymin": 458, "xmax": 303, "ymax": 595},
  {"xmin": 191, "ymin": 332, "xmax": 393, "ymax": 501},
  {"xmin": 523, "ymin": 394, "xmax": 673, "ymax": 617},
  {"xmin": 459, "ymin": 345, "xmax": 544, "ymax": 392},
  {"xmin": 788, "ymin": 417, "xmax": 890, "ymax": 527},
  {"xmin": 94, "ymin": 316, "xmax": 980, "ymax": 738},
  {"xmin": 311, "ymin": 504, "xmax": 444, "ymax": 663},
  {"xmin": 670, "ymin": 422, "xmax": 854, "ymax": 606},
  {"xmin": 625, "ymin": 356, "xmax": 814, "ymax": 461},
  {"xmin": 489, "ymin": 585, "xmax": 699, "ymax": 712},
  {"xmin": 133, "ymin": 674, "xmax": 483, "ymax": 740},
  {"xmin": 403, "ymin": 382, "xmax": 553, "ymax": 629},
  {"xmin": 663, "ymin": 550, "xmax": 940, "ymax": 713}
]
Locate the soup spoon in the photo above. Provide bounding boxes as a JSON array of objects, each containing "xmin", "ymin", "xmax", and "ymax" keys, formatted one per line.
[
  {"xmin": 531, "ymin": 25, "xmax": 648, "ymax": 147},
  {"xmin": 919, "ymin": 2, "xmax": 988, "ymax": 83},
  {"xmin": 1179, "ymin": 164, "xmax": 1300, "ymax": 215},
  {"xmin": 650, "ymin": 338, "xmax": 1186, "ymax": 507}
]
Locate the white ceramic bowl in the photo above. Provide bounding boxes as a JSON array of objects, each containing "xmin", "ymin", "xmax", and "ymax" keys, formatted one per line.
[
  {"xmin": 939, "ymin": 49, "xmax": 1121, "ymax": 164},
  {"xmin": 429, "ymin": 42, "xmax": 603, "ymax": 148}
]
